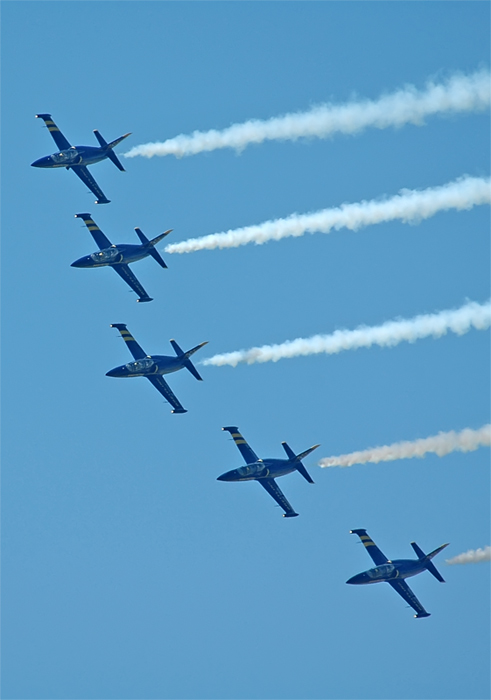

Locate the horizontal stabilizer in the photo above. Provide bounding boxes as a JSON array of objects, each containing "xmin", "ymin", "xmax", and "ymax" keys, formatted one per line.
[
  {"xmin": 281, "ymin": 442, "xmax": 296, "ymax": 460},
  {"xmin": 281, "ymin": 442, "xmax": 318, "ymax": 483},
  {"xmin": 93, "ymin": 130, "xmax": 108, "ymax": 147},
  {"xmin": 183, "ymin": 342, "xmax": 208, "ymax": 381},
  {"xmin": 149, "ymin": 230, "xmax": 172, "ymax": 268},
  {"xmin": 411, "ymin": 541, "xmax": 448, "ymax": 583},
  {"xmin": 184, "ymin": 360, "xmax": 203, "ymax": 382},
  {"xmin": 107, "ymin": 149, "xmax": 125, "ymax": 172},
  {"xmin": 170, "ymin": 339, "xmax": 184, "ymax": 356},
  {"xmin": 170, "ymin": 340, "xmax": 208, "ymax": 380},
  {"xmin": 410, "ymin": 542, "xmax": 427, "ymax": 560},
  {"xmin": 95, "ymin": 131, "xmax": 131, "ymax": 171},
  {"xmin": 425, "ymin": 561, "xmax": 445, "ymax": 583},
  {"xmin": 296, "ymin": 462, "xmax": 315, "ymax": 484}
]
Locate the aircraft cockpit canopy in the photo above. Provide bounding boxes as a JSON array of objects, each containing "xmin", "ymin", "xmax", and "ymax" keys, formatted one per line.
[
  {"xmin": 367, "ymin": 564, "xmax": 396, "ymax": 579},
  {"xmin": 237, "ymin": 462, "xmax": 265, "ymax": 477},
  {"xmin": 125, "ymin": 358, "xmax": 155, "ymax": 373},
  {"xmin": 51, "ymin": 148, "xmax": 80, "ymax": 164},
  {"xmin": 91, "ymin": 248, "xmax": 120, "ymax": 263}
]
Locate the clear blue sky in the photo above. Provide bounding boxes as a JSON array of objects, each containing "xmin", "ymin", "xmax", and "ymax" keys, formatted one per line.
[{"xmin": 2, "ymin": 3, "xmax": 490, "ymax": 699}]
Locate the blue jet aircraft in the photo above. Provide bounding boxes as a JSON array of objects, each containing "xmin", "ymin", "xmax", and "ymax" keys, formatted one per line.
[
  {"xmin": 347, "ymin": 529, "xmax": 449, "ymax": 618},
  {"xmin": 31, "ymin": 114, "xmax": 130, "ymax": 204},
  {"xmin": 218, "ymin": 427, "xmax": 319, "ymax": 517},
  {"xmin": 107, "ymin": 324, "xmax": 207, "ymax": 414},
  {"xmin": 71, "ymin": 213, "xmax": 172, "ymax": 303}
]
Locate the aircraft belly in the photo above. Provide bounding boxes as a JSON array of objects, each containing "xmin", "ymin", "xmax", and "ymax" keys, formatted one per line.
[{"xmin": 120, "ymin": 253, "xmax": 147, "ymax": 264}]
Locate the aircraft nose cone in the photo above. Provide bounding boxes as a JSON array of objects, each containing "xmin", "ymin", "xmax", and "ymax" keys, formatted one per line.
[
  {"xmin": 71, "ymin": 256, "xmax": 90, "ymax": 268},
  {"xmin": 31, "ymin": 156, "xmax": 49, "ymax": 167},
  {"xmin": 106, "ymin": 368, "xmax": 120, "ymax": 378},
  {"xmin": 346, "ymin": 573, "xmax": 365, "ymax": 585},
  {"xmin": 217, "ymin": 471, "xmax": 234, "ymax": 482}
]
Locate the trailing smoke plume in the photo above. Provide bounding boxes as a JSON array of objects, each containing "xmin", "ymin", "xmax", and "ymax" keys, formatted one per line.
[
  {"xmin": 318, "ymin": 425, "xmax": 491, "ymax": 468},
  {"xmin": 202, "ymin": 300, "xmax": 491, "ymax": 367},
  {"xmin": 124, "ymin": 70, "xmax": 490, "ymax": 159},
  {"xmin": 164, "ymin": 175, "xmax": 491, "ymax": 254},
  {"xmin": 446, "ymin": 547, "xmax": 491, "ymax": 565}
]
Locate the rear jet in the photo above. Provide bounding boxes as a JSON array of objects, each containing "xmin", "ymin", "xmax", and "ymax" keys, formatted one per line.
[{"xmin": 347, "ymin": 529, "xmax": 449, "ymax": 618}]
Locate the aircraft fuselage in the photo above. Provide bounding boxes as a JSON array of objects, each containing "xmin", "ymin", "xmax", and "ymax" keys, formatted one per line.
[
  {"xmin": 71, "ymin": 244, "xmax": 150, "ymax": 268},
  {"xmin": 106, "ymin": 354, "xmax": 186, "ymax": 378},
  {"xmin": 347, "ymin": 558, "xmax": 428, "ymax": 585},
  {"xmin": 31, "ymin": 145, "xmax": 108, "ymax": 169},
  {"xmin": 217, "ymin": 458, "xmax": 297, "ymax": 482}
]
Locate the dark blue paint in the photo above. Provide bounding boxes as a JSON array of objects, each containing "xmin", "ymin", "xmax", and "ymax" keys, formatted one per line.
[
  {"xmin": 31, "ymin": 114, "xmax": 130, "ymax": 203},
  {"xmin": 218, "ymin": 426, "xmax": 319, "ymax": 517}
]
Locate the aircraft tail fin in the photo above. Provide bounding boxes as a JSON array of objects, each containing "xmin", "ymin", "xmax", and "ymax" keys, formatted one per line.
[
  {"xmin": 170, "ymin": 340, "xmax": 208, "ymax": 381},
  {"xmin": 134, "ymin": 228, "xmax": 172, "ymax": 269},
  {"xmin": 94, "ymin": 130, "xmax": 131, "ymax": 171},
  {"xmin": 281, "ymin": 442, "xmax": 319, "ymax": 483},
  {"xmin": 411, "ymin": 542, "xmax": 448, "ymax": 582}
]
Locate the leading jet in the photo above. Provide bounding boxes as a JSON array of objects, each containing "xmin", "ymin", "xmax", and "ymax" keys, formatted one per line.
[
  {"xmin": 218, "ymin": 427, "xmax": 319, "ymax": 518},
  {"xmin": 347, "ymin": 529, "xmax": 449, "ymax": 618},
  {"xmin": 107, "ymin": 324, "xmax": 207, "ymax": 414},
  {"xmin": 31, "ymin": 114, "xmax": 130, "ymax": 204},
  {"xmin": 71, "ymin": 213, "xmax": 172, "ymax": 303}
]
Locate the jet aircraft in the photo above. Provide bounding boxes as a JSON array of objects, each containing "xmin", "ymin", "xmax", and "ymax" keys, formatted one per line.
[
  {"xmin": 218, "ymin": 427, "xmax": 319, "ymax": 517},
  {"xmin": 31, "ymin": 114, "xmax": 130, "ymax": 204},
  {"xmin": 347, "ymin": 529, "xmax": 449, "ymax": 618},
  {"xmin": 71, "ymin": 213, "xmax": 171, "ymax": 303},
  {"xmin": 107, "ymin": 324, "xmax": 207, "ymax": 414}
]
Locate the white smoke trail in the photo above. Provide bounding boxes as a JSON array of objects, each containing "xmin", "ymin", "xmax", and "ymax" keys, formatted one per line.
[
  {"xmin": 318, "ymin": 425, "xmax": 491, "ymax": 468},
  {"xmin": 446, "ymin": 546, "xmax": 491, "ymax": 565},
  {"xmin": 124, "ymin": 70, "xmax": 490, "ymax": 159},
  {"xmin": 202, "ymin": 300, "xmax": 491, "ymax": 368},
  {"xmin": 164, "ymin": 175, "xmax": 491, "ymax": 254}
]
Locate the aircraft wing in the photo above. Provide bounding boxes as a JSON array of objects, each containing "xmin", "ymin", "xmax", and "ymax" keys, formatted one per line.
[
  {"xmin": 259, "ymin": 478, "xmax": 298, "ymax": 517},
  {"xmin": 110, "ymin": 324, "xmax": 147, "ymax": 360},
  {"xmin": 75, "ymin": 214, "xmax": 112, "ymax": 249},
  {"xmin": 113, "ymin": 264, "xmax": 152, "ymax": 302},
  {"xmin": 350, "ymin": 529, "xmax": 389, "ymax": 566},
  {"xmin": 35, "ymin": 114, "xmax": 71, "ymax": 151},
  {"xmin": 222, "ymin": 427, "xmax": 259, "ymax": 463},
  {"xmin": 388, "ymin": 580, "xmax": 430, "ymax": 618},
  {"xmin": 146, "ymin": 375, "xmax": 187, "ymax": 414},
  {"xmin": 71, "ymin": 165, "xmax": 110, "ymax": 204}
]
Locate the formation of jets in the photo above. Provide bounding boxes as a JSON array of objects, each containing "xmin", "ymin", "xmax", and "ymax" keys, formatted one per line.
[{"xmin": 32, "ymin": 114, "xmax": 451, "ymax": 619}]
